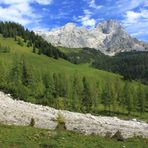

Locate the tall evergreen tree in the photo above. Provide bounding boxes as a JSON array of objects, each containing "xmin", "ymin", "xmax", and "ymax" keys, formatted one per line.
[
  {"xmin": 137, "ymin": 84, "xmax": 145, "ymax": 115},
  {"xmin": 82, "ymin": 76, "xmax": 92, "ymax": 112},
  {"xmin": 22, "ymin": 58, "xmax": 30, "ymax": 86},
  {"xmin": 43, "ymin": 73, "xmax": 55, "ymax": 106}
]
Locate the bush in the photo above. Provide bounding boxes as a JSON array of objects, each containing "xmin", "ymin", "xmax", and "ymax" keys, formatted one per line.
[
  {"xmin": 56, "ymin": 113, "xmax": 66, "ymax": 130},
  {"xmin": 0, "ymin": 44, "xmax": 10, "ymax": 53},
  {"xmin": 30, "ymin": 118, "xmax": 35, "ymax": 127},
  {"xmin": 15, "ymin": 36, "xmax": 24, "ymax": 46},
  {"xmin": 112, "ymin": 130, "xmax": 124, "ymax": 141}
]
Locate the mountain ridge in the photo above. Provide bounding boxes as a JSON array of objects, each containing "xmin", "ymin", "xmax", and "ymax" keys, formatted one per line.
[{"xmin": 36, "ymin": 20, "xmax": 148, "ymax": 56}]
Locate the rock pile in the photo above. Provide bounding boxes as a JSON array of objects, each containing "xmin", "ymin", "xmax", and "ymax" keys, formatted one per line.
[{"xmin": 0, "ymin": 91, "xmax": 148, "ymax": 139}]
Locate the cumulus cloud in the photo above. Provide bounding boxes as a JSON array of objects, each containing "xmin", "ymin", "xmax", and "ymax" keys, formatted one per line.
[
  {"xmin": 88, "ymin": 0, "xmax": 103, "ymax": 9},
  {"xmin": 80, "ymin": 16, "xmax": 96, "ymax": 28},
  {"xmin": 123, "ymin": 9, "xmax": 148, "ymax": 26},
  {"xmin": 122, "ymin": 9, "xmax": 148, "ymax": 40},
  {"xmin": 0, "ymin": 0, "xmax": 53, "ymax": 5},
  {"xmin": 0, "ymin": 0, "xmax": 53, "ymax": 26},
  {"xmin": 74, "ymin": 9, "xmax": 96, "ymax": 28},
  {"xmin": 125, "ymin": 11, "xmax": 142, "ymax": 24}
]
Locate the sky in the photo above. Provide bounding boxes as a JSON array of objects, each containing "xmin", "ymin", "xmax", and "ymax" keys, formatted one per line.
[{"xmin": 0, "ymin": 0, "xmax": 147, "ymax": 42}]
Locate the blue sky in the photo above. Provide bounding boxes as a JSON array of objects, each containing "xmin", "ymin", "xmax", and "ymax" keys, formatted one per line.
[{"xmin": 0, "ymin": 0, "xmax": 147, "ymax": 41}]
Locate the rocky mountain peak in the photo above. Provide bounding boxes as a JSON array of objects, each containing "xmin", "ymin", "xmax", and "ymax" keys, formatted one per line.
[
  {"xmin": 63, "ymin": 23, "xmax": 76, "ymax": 31},
  {"xmin": 96, "ymin": 20, "xmax": 123, "ymax": 34},
  {"xmin": 36, "ymin": 20, "xmax": 148, "ymax": 55}
]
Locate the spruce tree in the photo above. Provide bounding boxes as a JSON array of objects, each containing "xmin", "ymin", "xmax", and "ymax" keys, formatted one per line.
[
  {"xmin": 82, "ymin": 76, "xmax": 92, "ymax": 112},
  {"xmin": 22, "ymin": 58, "xmax": 30, "ymax": 86},
  {"xmin": 43, "ymin": 73, "xmax": 55, "ymax": 106},
  {"xmin": 137, "ymin": 85, "xmax": 145, "ymax": 115}
]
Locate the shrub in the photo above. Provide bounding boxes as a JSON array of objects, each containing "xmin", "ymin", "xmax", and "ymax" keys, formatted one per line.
[
  {"xmin": 112, "ymin": 130, "xmax": 124, "ymax": 141},
  {"xmin": 56, "ymin": 113, "xmax": 66, "ymax": 130},
  {"xmin": 0, "ymin": 44, "xmax": 10, "ymax": 53},
  {"xmin": 30, "ymin": 118, "xmax": 35, "ymax": 127}
]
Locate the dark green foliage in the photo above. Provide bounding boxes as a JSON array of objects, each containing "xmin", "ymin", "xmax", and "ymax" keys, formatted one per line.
[
  {"xmin": 0, "ymin": 21, "xmax": 68, "ymax": 60},
  {"xmin": 27, "ymin": 41, "xmax": 32, "ymax": 47},
  {"xmin": 30, "ymin": 118, "xmax": 35, "ymax": 127},
  {"xmin": 56, "ymin": 113, "xmax": 66, "ymax": 130},
  {"xmin": 43, "ymin": 74, "xmax": 55, "ymax": 105},
  {"xmin": 102, "ymin": 84, "xmax": 111, "ymax": 113},
  {"xmin": 67, "ymin": 47, "xmax": 104, "ymax": 64},
  {"xmin": 112, "ymin": 130, "xmax": 124, "ymax": 141},
  {"xmin": 67, "ymin": 48, "xmax": 148, "ymax": 84},
  {"xmin": 137, "ymin": 84, "xmax": 146, "ymax": 115},
  {"xmin": 0, "ymin": 25, "xmax": 147, "ymax": 119},
  {"xmin": 82, "ymin": 77, "xmax": 92, "ymax": 112},
  {"xmin": 0, "ymin": 53, "xmax": 147, "ymax": 117},
  {"xmin": 33, "ymin": 44, "xmax": 36, "ymax": 53},
  {"xmin": 16, "ymin": 37, "xmax": 24, "ymax": 46},
  {"xmin": 22, "ymin": 58, "xmax": 31, "ymax": 86},
  {"xmin": 92, "ymin": 51, "xmax": 148, "ymax": 84}
]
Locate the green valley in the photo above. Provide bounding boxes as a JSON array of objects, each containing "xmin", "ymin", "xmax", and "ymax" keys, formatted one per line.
[{"xmin": 0, "ymin": 32, "xmax": 148, "ymax": 121}]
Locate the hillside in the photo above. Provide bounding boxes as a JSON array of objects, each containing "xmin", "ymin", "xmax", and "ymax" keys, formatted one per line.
[
  {"xmin": 0, "ymin": 0, "xmax": 148, "ymax": 147},
  {"xmin": 92, "ymin": 51, "xmax": 148, "ymax": 84},
  {"xmin": 59, "ymin": 47, "xmax": 148, "ymax": 84},
  {"xmin": 0, "ymin": 91, "xmax": 148, "ymax": 139},
  {"xmin": 0, "ymin": 33, "xmax": 148, "ymax": 119}
]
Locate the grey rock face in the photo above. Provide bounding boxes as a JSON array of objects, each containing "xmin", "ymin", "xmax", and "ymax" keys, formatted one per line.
[
  {"xmin": 0, "ymin": 91, "xmax": 148, "ymax": 139},
  {"xmin": 36, "ymin": 20, "xmax": 148, "ymax": 56}
]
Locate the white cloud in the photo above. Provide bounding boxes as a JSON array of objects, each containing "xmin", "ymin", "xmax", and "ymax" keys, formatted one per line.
[
  {"xmin": 122, "ymin": 9, "xmax": 148, "ymax": 40},
  {"xmin": 0, "ymin": 0, "xmax": 53, "ymax": 5},
  {"xmin": 123, "ymin": 9, "xmax": 148, "ymax": 24},
  {"xmin": 0, "ymin": 3, "xmax": 33, "ymax": 25},
  {"xmin": 74, "ymin": 9, "xmax": 96, "ymax": 28},
  {"xmin": 0, "ymin": 0, "xmax": 53, "ymax": 26},
  {"xmin": 80, "ymin": 15, "xmax": 96, "ymax": 28},
  {"xmin": 35, "ymin": 0, "xmax": 53, "ymax": 5},
  {"xmin": 125, "ymin": 11, "xmax": 142, "ymax": 23},
  {"xmin": 32, "ymin": 26, "xmax": 49, "ymax": 32},
  {"xmin": 88, "ymin": 0, "xmax": 103, "ymax": 9}
]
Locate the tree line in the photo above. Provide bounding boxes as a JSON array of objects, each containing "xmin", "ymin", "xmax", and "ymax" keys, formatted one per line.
[
  {"xmin": 0, "ymin": 55, "xmax": 147, "ymax": 116},
  {"xmin": 0, "ymin": 21, "xmax": 67, "ymax": 60},
  {"xmin": 66, "ymin": 47, "xmax": 148, "ymax": 85},
  {"xmin": 92, "ymin": 51, "xmax": 148, "ymax": 84}
]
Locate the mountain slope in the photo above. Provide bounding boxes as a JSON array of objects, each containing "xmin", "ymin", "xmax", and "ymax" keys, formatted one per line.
[
  {"xmin": 0, "ymin": 35, "xmax": 148, "ymax": 147},
  {"xmin": 0, "ymin": 34, "xmax": 148, "ymax": 117},
  {"xmin": 36, "ymin": 20, "xmax": 148, "ymax": 55},
  {"xmin": 92, "ymin": 51, "xmax": 148, "ymax": 84}
]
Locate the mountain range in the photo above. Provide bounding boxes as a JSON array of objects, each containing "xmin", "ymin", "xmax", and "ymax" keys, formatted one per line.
[{"xmin": 36, "ymin": 20, "xmax": 148, "ymax": 56}]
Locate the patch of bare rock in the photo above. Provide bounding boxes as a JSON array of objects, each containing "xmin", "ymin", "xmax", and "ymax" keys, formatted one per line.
[{"xmin": 0, "ymin": 91, "xmax": 148, "ymax": 139}]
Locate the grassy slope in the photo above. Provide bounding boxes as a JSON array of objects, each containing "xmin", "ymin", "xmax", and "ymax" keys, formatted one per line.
[
  {"xmin": 0, "ymin": 36, "xmax": 148, "ymax": 121},
  {"xmin": 58, "ymin": 46, "xmax": 82, "ymax": 54},
  {"xmin": 1, "ymin": 36, "xmax": 142, "ymax": 81},
  {"xmin": 0, "ymin": 124, "xmax": 147, "ymax": 148},
  {"xmin": 0, "ymin": 36, "xmax": 122, "ymax": 83},
  {"xmin": 0, "ymin": 36, "xmax": 148, "ymax": 147}
]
